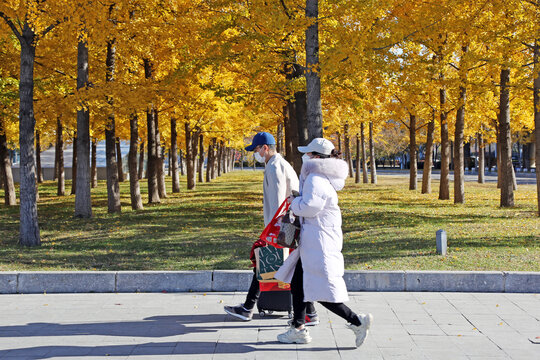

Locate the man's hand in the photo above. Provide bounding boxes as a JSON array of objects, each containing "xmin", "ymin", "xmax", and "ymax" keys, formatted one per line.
[{"xmin": 286, "ymin": 195, "xmax": 294, "ymax": 205}]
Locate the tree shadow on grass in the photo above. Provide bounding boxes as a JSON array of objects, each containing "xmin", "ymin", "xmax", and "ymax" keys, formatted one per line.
[
  {"xmin": 343, "ymin": 234, "xmax": 539, "ymax": 263},
  {"xmin": 341, "ymin": 208, "xmax": 528, "ymax": 234}
]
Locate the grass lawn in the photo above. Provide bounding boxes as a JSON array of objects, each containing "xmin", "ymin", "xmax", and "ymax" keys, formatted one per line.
[{"xmin": 0, "ymin": 170, "xmax": 538, "ymax": 271}]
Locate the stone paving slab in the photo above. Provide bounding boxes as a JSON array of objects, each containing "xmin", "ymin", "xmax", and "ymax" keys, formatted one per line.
[
  {"xmin": 0, "ymin": 272, "xmax": 17, "ymax": 294},
  {"xmin": 0, "ymin": 292, "xmax": 538, "ymax": 359},
  {"xmin": 17, "ymin": 272, "xmax": 116, "ymax": 294}
]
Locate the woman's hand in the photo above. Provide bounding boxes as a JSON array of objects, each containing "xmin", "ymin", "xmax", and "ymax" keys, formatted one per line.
[{"xmin": 286, "ymin": 194, "xmax": 295, "ymax": 205}]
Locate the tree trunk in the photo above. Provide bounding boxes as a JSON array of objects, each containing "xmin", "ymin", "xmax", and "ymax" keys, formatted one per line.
[
  {"xmin": 305, "ymin": 0, "xmax": 323, "ymax": 141},
  {"xmin": 210, "ymin": 138, "xmax": 217, "ymax": 180},
  {"xmin": 138, "ymin": 142, "xmax": 144, "ymax": 180},
  {"xmin": 57, "ymin": 119, "xmax": 65, "ymax": 196},
  {"xmin": 128, "ymin": 114, "xmax": 143, "ymax": 210},
  {"xmin": 198, "ymin": 133, "xmax": 204, "ymax": 183},
  {"xmin": 168, "ymin": 150, "xmax": 171, "ymax": 177},
  {"xmin": 146, "ymin": 107, "xmax": 159, "ymax": 203},
  {"xmin": 179, "ymin": 150, "xmax": 185, "ymax": 176},
  {"xmin": 478, "ymin": 133, "xmax": 485, "ymax": 184},
  {"xmin": 439, "ymin": 86, "xmax": 450, "ymax": 200},
  {"xmin": 289, "ymin": 96, "xmax": 302, "ymax": 174},
  {"xmin": 529, "ymin": 135, "xmax": 536, "ymax": 171},
  {"xmin": 465, "ymin": 142, "xmax": 472, "ymax": 171},
  {"xmin": 454, "ymin": 84, "xmax": 466, "ymax": 204},
  {"xmin": 240, "ymin": 150, "xmax": 244, "ymax": 170},
  {"xmin": 105, "ymin": 120, "xmax": 120, "ymax": 213},
  {"xmin": 409, "ymin": 114, "xmax": 417, "ymax": 190},
  {"xmin": 91, "ymin": 138, "xmax": 97, "ymax": 188},
  {"xmin": 217, "ymin": 141, "xmax": 222, "ymax": 177},
  {"xmin": 158, "ymin": 146, "xmax": 167, "ymax": 196},
  {"xmin": 155, "ymin": 113, "xmax": 166, "ymax": 199},
  {"xmin": 534, "ymin": 41, "xmax": 540, "ymax": 216},
  {"xmin": 497, "ymin": 133, "xmax": 501, "ymax": 189},
  {"xmin": 54, "ymin": 125, "xmax": 59, "ymax": 181},
  {"xmin": 422, "ymin": 116, "xmax": 435, "ymax": 194},
  {"xmin": 206, "ymin": 142, "xmax": 213, "ymax": 182},
  {"xmin": 116, "ymin": 138, "xmax": 124, "ymax": 182},
  {"xmin": 499, "ymin": 68, "xmax": 514, "ymax": 207},
  {"xmin": 223, "ymin": 147, "xmax": 228, "ymax": 174},
  {"xmin": 487, "ymin": 142, "xmax": 492, "ymax": 172},
  {"xmin": 296, "ymin": 91, "xmax": 309, "ymax": 148},
  {"xmin": 337, "ymin": 132, "xmax": 342, "ymax": 153},
  {"xmin": 36, "ymin": 130, "xmax": 43, "ymax": 183},
  {"xmin": 512, "ymin": 163, "xmax": 518, "ymax": 190},
  {"xmin": 144, "ymin": 59, "xmax": 159, "ymax": 203},
  {"xmin": 344, "ymin": 123, "xmax": 353, "ymax": 178},
  {"xmin": 71, "ymin": 133, "xmax": 77, "ymax": 195},
  {"xmin": 277, "ymin": 122, "xmax": 284, "ymax": 154},
  {"xmin": 355, "ymin": 135, "xmax": 360, "ymax": 184},
  {"xmin": 171, "ymin": 118, "xmax": 180, "ymax": 192},
  {"xmin": 18, "ymin": 26, "xmax": 40, "ymax": 245},
  {"xmin": 74, "ymin": 38, "xmax": 92, "ymax": 218},
  {"xmin": 369, "ymin": 121, "xmax": 377, "ymax": 184},
  {"xmin": 361, "ymin": 123, "xmax": 368, "ymax": 183},
  {"xmin": 185, "ymin": 123, "xmax": 196, "ymax": 189},
  {"xmin": 523, "ymin": 142, "xmax": 530, "ymax": 170},
  {"xmin": 220, "ymin": 141, "xmax": 225, "ymax": 175},
  {"xmin": 105, "ymin": 39, "xmax": 121, "ymax": 213},
  {"xmin": 229, "ymin": 149, "xmax": 233, "ymax": 172},
  {"xmin": 533, "ymin": 40, "xmax": 540, "ymax": 216},
  {"xmin": 283, "ymin": 104, "xmax": 293, "ymax": 165},
  {"xmin": 0, "ymin": 124, "xmax": 16, "ymax": 205}
]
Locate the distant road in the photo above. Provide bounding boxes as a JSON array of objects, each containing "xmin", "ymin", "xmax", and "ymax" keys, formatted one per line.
[
  {"xmin": 375, "ymin": 168, "xmax": 537, "ymax": 185},
  {"xmin": 236, "ymin": 167, "xmax": 537, "ymax": 185}
]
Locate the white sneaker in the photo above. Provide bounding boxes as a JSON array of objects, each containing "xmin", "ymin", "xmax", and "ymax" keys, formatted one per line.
[
  {"xmin": 277, "ymin": 326, "xmax": 312, "ymax": 344},
  {"xmin": 348, "ymin": 313, "xmax": 373, "ymax": 348}
]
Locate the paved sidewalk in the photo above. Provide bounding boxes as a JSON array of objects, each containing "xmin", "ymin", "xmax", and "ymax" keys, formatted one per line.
[{"xmin": 0, "ymin": 292, "xmax": 538, "ymax": 360}]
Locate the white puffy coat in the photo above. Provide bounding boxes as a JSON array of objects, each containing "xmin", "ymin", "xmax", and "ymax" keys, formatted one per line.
[{"xmin": 275, "ymin": 157, "xmax": 349, "ymax": 303}]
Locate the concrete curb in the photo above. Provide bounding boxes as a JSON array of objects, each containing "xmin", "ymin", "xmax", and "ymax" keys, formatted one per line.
[{"xmin": 1, "ymin": 270, "xmax": 538, "ymax": 294}]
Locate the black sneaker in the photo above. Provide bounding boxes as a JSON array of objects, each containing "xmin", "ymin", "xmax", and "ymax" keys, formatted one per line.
[
  {"xmin": 224, "ymin": 304, "xmax": 252, "ymax": 321},
  {"xmin": 288, "ymin": 313, "xmax": 320, "ymax": 326}
]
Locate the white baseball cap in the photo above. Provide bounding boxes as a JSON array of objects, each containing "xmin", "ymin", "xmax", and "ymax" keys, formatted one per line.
[{"xmin": 298, "ymin": 138, "xmax": 335, "ymax": 155}]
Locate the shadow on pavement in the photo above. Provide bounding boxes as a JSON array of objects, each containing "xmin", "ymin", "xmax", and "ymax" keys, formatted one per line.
[
  {"xmin": 0, "ymin": 314, "xmax": 353, "ymax": 358},
  {"xmin": 0, "ymin": 314, "xmax": 286, "ymax": 339},
  {"xmin": 0, "ymin": 341, "xmax": 349, "ymax": 358}
]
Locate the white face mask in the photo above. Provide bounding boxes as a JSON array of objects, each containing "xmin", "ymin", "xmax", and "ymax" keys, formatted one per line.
[
  {"xmin": 254, "ymin": 151, "xmax": 265, "ymax": 163},
  {"xmin": 302, "ymin": 154, "xmax": 311, "ymax": 163}
]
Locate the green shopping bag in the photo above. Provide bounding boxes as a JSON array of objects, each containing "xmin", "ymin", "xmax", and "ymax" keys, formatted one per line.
[{"xmin": 255, "ymin": 245, "xmax": 289, "ymax": 283}]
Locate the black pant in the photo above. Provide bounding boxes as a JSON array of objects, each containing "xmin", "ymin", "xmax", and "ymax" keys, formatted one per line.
[
  {"xmin": 243, "ymin": 268, "xmax": 316, "ymax": 315},
  {"xmin": 291, "ymin": 258, "xmax": 361, "ymax": 328}
]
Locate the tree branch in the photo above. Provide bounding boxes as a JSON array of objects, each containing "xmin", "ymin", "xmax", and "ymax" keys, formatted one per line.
[
  {"xmin": 372, "ymin": 19, "xmax": 442, "ymax": 51},
  {"xmin": 467, "ymin": 62, "xmax": 488, "ymax": 72},
  {"xmin": 520, "ymin": 0, "xmax": 538, "ymax": 7},
  {"xmin": 34, "ymin": 60, "xmax": 76, "ymax": 80},
  {"xmin": 399, "ymin": 118, "xmax": 410, "ymax": 130},
  {"xmin": 41, "ymin": 19, "xmax": 62, "ymax": 38},
  {"xmin": 279, "ymin": 0, "xmax": 292, "ymax": 19},
  {"xmin": 522, "ymin": 41, "xmax": 536, "ymax": 50},
  {"xmin": 448, "ymin": 62, "xmax": 460, "ymax": 71},
  {"xmin": 0, "ymin": 11, "xmax": 22, "ymax": 41}
]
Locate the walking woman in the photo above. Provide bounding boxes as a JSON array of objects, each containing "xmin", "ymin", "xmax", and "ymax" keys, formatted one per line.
[{"xmin": 275, "ymin": 138, "xmax": 373, "ymax": 347}]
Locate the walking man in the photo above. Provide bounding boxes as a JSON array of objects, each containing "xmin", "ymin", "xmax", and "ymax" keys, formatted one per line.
[{"xmin": 224, "ymin": 132, "xmax": 319, "ymax": 325}]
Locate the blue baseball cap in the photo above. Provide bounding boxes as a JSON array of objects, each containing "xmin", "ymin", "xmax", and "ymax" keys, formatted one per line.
[{"xmin": 245, "ymin": 132, "xmax": 276, "ymax": 151}]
